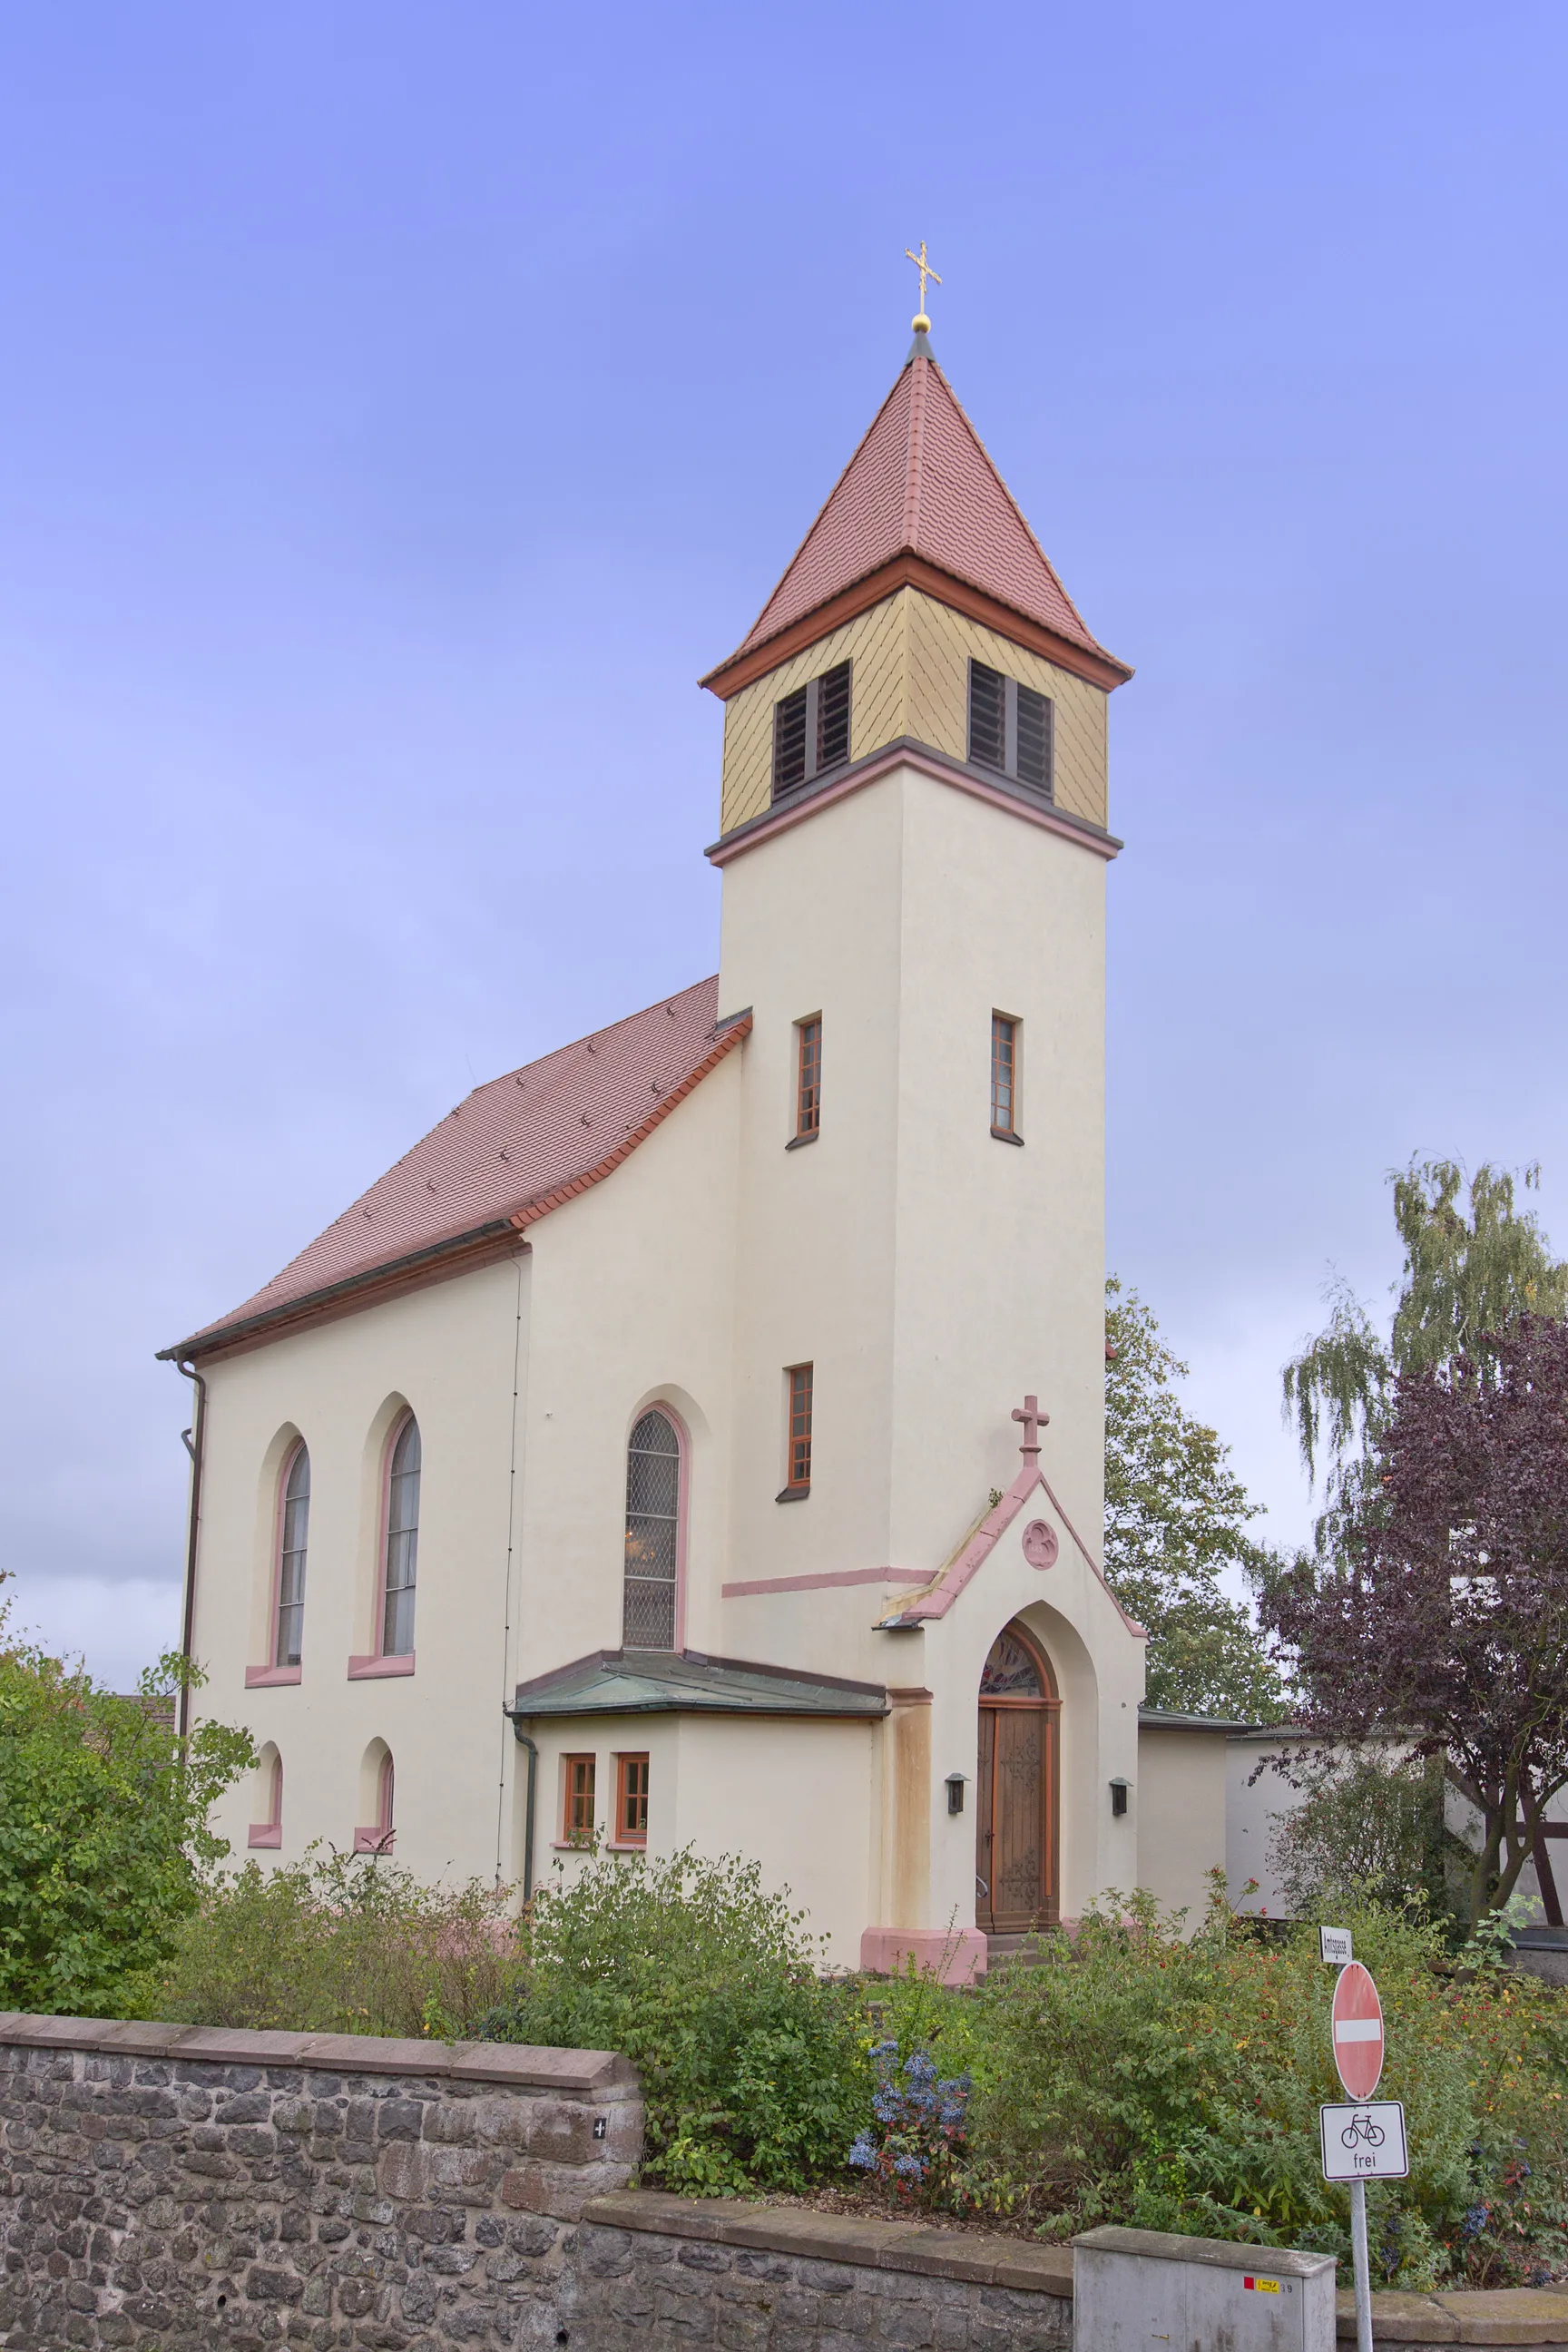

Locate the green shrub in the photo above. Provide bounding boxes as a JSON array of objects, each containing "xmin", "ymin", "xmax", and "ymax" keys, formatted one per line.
[
  {"xmin": 481, "ymin": 1847, "xmax": 867, "ymax": 2195},
  {"xmin": 1268, "ymin": 1752, "xmax": 1468, "ymax": 1932},
  {"xmin": 142, "ymin": 1850, "xmax": 523, "ymax": 2039},
  {"xmin": 954, "ymin": 1880, "xmax": 1568, "ymax": 2287},
  {"xmin": 0, "ymin": 1647, "xmax": 253, "ymax": 2017}
]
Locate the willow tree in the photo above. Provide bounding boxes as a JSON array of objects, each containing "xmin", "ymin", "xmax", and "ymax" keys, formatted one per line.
[{"xmin": 1282, "ymin": 1159, "xmax": 1568, "ymax": 1553}]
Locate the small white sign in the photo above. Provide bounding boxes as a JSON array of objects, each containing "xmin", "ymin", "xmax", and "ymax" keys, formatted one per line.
[
  {"xmin": 1319, "ymin": 2100, "xmax": 1408, "ymax": 2180},
  {"xmin": 1319, "ymin": 1925, "xmax": 1354, "ymax": 1965}
]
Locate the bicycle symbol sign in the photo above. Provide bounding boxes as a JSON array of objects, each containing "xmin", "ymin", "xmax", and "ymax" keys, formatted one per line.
[{"xmin": 1320, "ymin": 2099, "xmax": 1408, "ymax": 2181}]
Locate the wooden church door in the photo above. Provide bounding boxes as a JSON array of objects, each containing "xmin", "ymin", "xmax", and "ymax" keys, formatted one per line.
[{"xmin": 975, "ymin": 1621, "xmax": 1060, "ymax": 1934}]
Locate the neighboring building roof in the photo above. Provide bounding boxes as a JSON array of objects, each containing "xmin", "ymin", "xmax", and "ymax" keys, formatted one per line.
[
  {"xmin": 162, "ymin": 977, "xmax": 748, "ymax": 1361},
  {"xmin": 1138, "ymin": 1706, "xmax": 1262, "ymax": 1735},
  {"xmin": 507, "ymin": 1649, "xmax": 890, "ymax": 1721},
  {"xmin": 702, "ymin": 338, "xmax": 1127, "ymax": 689}
]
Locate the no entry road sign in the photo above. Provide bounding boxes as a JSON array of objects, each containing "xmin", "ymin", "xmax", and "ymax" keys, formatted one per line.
[{"xmin": 1331, "ymin": 1961, "xmax": 1384, "ymax": 2101}]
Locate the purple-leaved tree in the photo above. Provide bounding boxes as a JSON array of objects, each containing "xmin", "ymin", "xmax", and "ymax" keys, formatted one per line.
[{"xmin": 1261, "ymin": 1317, "xmax": 1568, "ymax": 1920}]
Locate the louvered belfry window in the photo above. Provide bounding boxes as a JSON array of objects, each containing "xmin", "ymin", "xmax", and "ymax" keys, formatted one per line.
[
  {"xmin": 967, "ymin": 660, "xmax": 1054, "ymax": 799},
  {"xmin": 773, "ymin": 687, "xmax": 808, "ymax": 792},
  {"xmin": 623, "ymin": 1408, "xmax": 681, "ymax": 1649},
  {"xmin": 772, "ymin": 662, "xmax": 853, "ymax": 800}
]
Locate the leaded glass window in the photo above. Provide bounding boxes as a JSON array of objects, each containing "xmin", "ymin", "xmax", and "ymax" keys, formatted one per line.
[
  {"xmin": 276, "ymin": 1444, "xmax": 309, "ymax": 1668},
  {"xmin": 980, "ymin": 1629, "xmax": 1043, "ymax": 1697},
  {"xmin": 623, "ymin": 1409, "xmax": 681, "ymax": 1649},
  {"xmin": 383, "ymin": 1417, "xmax": 420, "ymax": 1657}
]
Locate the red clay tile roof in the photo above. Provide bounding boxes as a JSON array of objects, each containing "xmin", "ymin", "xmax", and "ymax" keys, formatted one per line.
[
  {"xmin": 169, "ymin": 977, "xmax": 740, "ymax": 1356},
  {"xmin": 714, "ymin": 348, "xmax": 1110, "ymax": 671}
]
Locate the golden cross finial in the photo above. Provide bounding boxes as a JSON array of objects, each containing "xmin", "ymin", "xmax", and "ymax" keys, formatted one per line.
[{"xmin": 905, "ymin": 240, "xmax": 942, "ymax": 334}]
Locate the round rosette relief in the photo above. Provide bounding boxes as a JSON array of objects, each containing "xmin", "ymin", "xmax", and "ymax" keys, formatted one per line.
[{"xmin": 1022, "ymin": 1518, "xmax": 1059, "ymax": 1570}]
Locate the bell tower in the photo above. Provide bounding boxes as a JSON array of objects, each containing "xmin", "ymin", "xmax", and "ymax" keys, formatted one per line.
[{"xmin": 703, "ymin": 290, "xmax": 1138, "ymax": 1950}]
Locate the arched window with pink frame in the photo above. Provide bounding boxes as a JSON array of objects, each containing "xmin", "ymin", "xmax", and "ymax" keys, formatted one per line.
[
  {"xmin": 275, "ymin": 1443, "xmax": 309, "ymax": 1669},
  {"xmin": 622, "ymin": 1406, "xmax": 686, "ymax": 1651},
  {"xmin": 382, "ymin": 1416, "xmax": 420, "ymax": 1658}
]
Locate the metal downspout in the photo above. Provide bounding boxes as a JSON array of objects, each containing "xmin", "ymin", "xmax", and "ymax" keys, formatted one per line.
[
  {"xmin": 173, "ymin": 1357, "xmax": 207, "ymax": 1742},
  {"xmin": 514, "ymin": 1729, "xmax": 538, "ymax": 1905}
]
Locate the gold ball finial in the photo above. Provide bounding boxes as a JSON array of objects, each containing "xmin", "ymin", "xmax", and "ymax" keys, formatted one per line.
[{"xmin": 905, "ymin": 241, "xmax": 941, "ymax": 338}]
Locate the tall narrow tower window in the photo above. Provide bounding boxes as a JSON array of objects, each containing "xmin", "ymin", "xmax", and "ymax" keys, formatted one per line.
[
  {"xmin": 968, "ymin": 661, "xmax": 1054, "ymax": 800},
  {"xmin": 623, "ymin": 1408, "xmax": 682, "ymax": 1649},
  {"xmin": 275, "ymin": 1444, "xmax": 310, "ymax": 1669},
  {"xmin": 795, "ymin": 1017, "xmax": 822, "ymax": 1139},
  {"xmin": 781, "ymin": 1365, "xmax": 814, "ymax": 1496},
  {"xmin": 772, "ymin": 662, "xmax": 853, "ymax": 800},
  {"xmin": 991, "ymin": 1015, "xmax": 1021, "ymax": 1139}
]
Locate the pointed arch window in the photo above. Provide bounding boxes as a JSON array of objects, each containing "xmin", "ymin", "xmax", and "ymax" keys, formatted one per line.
[
  {"xmin": 383, "ymin": 1417, "xmax": 420, "ymax": 1657},
  {"xmin": 623, "ymin": 1408, "xmax": 683, "ymax": 1651},
  {"xmin": 275, "ymin": 1445, "xmax": 309, "ymax": 1668}
]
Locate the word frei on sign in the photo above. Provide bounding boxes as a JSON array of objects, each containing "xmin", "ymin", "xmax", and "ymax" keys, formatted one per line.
[{"xmin": 1318, "ymin": 1924, "xmax": 1354, "ymax": 1966}]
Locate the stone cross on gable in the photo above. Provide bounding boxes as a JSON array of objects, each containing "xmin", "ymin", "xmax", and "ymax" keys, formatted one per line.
[{"xmin": 1012, "ymin": 1394, "xmax": 1049, "ymax": 1455}]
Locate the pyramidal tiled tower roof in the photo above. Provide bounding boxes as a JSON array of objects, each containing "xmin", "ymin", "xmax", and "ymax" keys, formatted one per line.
[{"xmin": 703, "ymin": 339, "xmax": 1129, "ymax": 694}]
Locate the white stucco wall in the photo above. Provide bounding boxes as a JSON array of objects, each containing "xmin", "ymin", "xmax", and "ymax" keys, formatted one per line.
[
  {"xmin": 192, "ymin": 1258, "xmax": 525, "ymax": 1884},
  {"xmin": 187, "ymin": 747, "xmax": 1132, "ymax": 1962},
  {"xmin": 1135, "ymin": 1726, "xmax": 1230, "ymax": 1921}
]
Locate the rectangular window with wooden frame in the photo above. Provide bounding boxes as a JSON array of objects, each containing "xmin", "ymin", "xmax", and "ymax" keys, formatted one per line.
[
  {"xmin": 563, "ymin": 1754, "xmax": 596, "ymax": 1845},
  {"xmin": 991, "ymin": 1014, "xmax": 1022, "ymax": 1142},
  {"xmin": 792, "ymin": 1016, "xmax": 822, "ymax": 1142},
  {"xmin": 780, "ymin": 1363, "xmax": 813, "ymax": 1498},
  {"xmin": 615, "ymin": 1753, "xmax": 650, "ymax": 1846}
]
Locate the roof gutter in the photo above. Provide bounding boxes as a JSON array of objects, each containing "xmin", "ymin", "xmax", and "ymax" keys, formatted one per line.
[{"xmin": 157, "ymin": 1217, "xmax": 517, "ymax": 1364}]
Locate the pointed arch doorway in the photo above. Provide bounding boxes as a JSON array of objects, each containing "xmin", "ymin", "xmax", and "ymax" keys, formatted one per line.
[{"xmin": 976, "ymin": 1620, "xmax": 1060, "ymax": 1935}]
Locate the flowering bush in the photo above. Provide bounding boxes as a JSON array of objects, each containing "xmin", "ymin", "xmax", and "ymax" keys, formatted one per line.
[{"xmin": 848, "ymin": 2040, "xmax": 972, "ymax": 2204}]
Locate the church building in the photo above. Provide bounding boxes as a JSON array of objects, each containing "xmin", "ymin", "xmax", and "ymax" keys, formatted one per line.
[{"xmin": 161, "ymin": 302, "xmax": 1238, "ymax": 1974}]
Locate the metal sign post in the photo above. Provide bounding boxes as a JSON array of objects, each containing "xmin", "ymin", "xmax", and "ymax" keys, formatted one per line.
[{"xmin": 1321, "ymin": 1957, "xmax": 1391, "ymax": 2352}]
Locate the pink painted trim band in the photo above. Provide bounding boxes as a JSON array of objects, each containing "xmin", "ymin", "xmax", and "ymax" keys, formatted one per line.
[
  {"xmin": 247, "ymin": 1823, "xmax": 282, "ymax": 1849},
  {"xmin": 510, "ymin": 1016, "xmax": 752, "ymax": 1231},
  {"xmin": 244, "ymin": 1665, "xmax": 302, "ymax": 1689},
  {"xmin": 353, "ymin": 1828, "xmax": 396, "ymax": 1855},
  {"xmin": 706, "ymin": 742, "xmax": 1120, "ymax": 870},
  {"xmin": 721, "ymin": 1568, "xmax": 931, "ymax": 1598},
  {"xmin": 348, "ymin": 1653, "xmax": 416, "ymax": 1679},
  {"xmin": 878, "ymin": 1449, "xmax": 1146, "ymax": 1636}
]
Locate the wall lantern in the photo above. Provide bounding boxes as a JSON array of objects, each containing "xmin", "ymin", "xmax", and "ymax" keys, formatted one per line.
[
  {"xmin": 946, "ymin": 1774, "xmax": 968, "ymax": 1816},
  {"xmin": 1109, "ymin": 1778, "xmax": 1131, "ymax": 1818}
]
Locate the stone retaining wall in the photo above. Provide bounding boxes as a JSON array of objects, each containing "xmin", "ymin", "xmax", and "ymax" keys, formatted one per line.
[
  {"xmin": 571, "ymin": 2189, "xmax": 1074, "ymax": 2352},
  {"xmin": 0, "ymin": 2012, "xmax": 641, "ymax": 2348},
  {"xmin": 4, "ymin": 2016, "xmax": 1568, "ymax": 2351}
]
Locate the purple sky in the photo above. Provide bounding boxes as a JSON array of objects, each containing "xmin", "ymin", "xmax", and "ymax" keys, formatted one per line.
[{"xmin": 3, "ymin": 2, "xmax": 1564, "ymax": 1688}]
